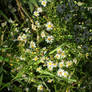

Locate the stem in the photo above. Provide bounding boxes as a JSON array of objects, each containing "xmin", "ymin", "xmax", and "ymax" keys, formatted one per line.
[
  {"xmin": 42, "ymin": 81, "xmax": 51, "ymax": 92},
  {"xmin": 0, "ymin": 31, "xmax": 5, "ymax": 46}
]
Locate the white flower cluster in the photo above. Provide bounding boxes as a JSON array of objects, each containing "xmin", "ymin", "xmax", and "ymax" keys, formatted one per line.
[
  {"xmin": 17, "ymin": 34, "xmax": 27, "ymax": 42},
  {"xmin": 55, "ymin": 48, "xmax": 66, "ymax": 59},
  {"xmin": 34, "ymin": 7, "xmax": 42, "ymax": 17}
]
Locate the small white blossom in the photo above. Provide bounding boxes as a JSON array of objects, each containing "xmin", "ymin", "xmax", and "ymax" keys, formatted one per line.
[
  {"xmin": 45, "ymin": 21, "xmax": 53, "ymax": 31},
  {"xmin": 8, "ymin": 18, "xmax": 14, "ymax": 23},
  {"xmin": 57, "ymin": 69, "xmax": 64, "ymax": 77},
  {"xmin": 47, "ymin": 65, "xmax": 54, "ymax": 71},
  {"xmin": 1, "ymin": 22, "xmax": 7, "ymax": 27},
  {"xmin": 55, "ymin": 54, "xmax": 61, "ymax": 59},
  {"xmin": 23, "ymin": 28, "xmax": 29, "ymax": 32},
  {"xmin": 30, "ymin": 41, "xmax": 36, "ymax": 49},
  {"xmin": 37, "ymin": 85, "xmax": 43, "ymax": 91},
  {"xmin": 61, "ymin": 51, "xmax": 66, "ymax": 58},
  {"xmin": 25, "ymin": 49, "xmax": 31, "ymax": 53},
  {"xmin": 53, "ymin": 62, "xmax": 58, "ymax": 67},
  {"xmin": 41, "ymin": 0, "xmax": 47, "ymax": 7},
  {"xmin": 33, "ymin": 56, "xmax": 39, "ymax": 61},
  {"xmin": 41, "ymin": 31, "xmax": 46, "ymax": 38},
  {"xmin": 59, "ymin": 61, "xmax": 64, "ymax": 68},
  {"xmin": 36, "ymin": 67, "xmax": 42, "ymax": 72},
  {"xmin": 57, "ymin": 48, "xmax": 62, "ymax": 54},
  {"xmin": 35, "ymin": 21, "xmax": 40, "ymax": 27},
  {"xmin": 62, "ymin": 71, "xmax": 69, "ymax": 78},
  {"xmin": 33, "ymin": 11, "xmax": 39, "ymax": 17},
  {"xmin": 46, "ymin": 35, "xmax": 54, "ymax": 44},
  {"xmin": 20, "ymin": 56, "xmax": 25, "ymax": 61},
  {"xmin": 32, "ymin": 24, "xmax": 37, "ymax": 30},
  {"xmin": 25, "ymin": 88, "xmax": 29, "ymax": 92},
  {"xmin": 22, "ymin": 34, "xmax": 27, "ymax": 40},
  {"xmin": 66, "ymin": 61, "xmax": 72, "ymax": 67},
  {"xmin": 17, "ymin": 35, "xmax": 23, "ymax": 41},
  {"xmin": 47, "ymin": 61, "xmax": 53, "ymax": 67},
  {"xmin": 37, "ymin": 7, "xmax": 42, "ymax": 13},
  {"xmin": 73, "ymin": 58, "xmax": 77, "ymax": 64},
  {"xmin": 47, "ymin": 79, "xmax": 53, "ymax": 83}
]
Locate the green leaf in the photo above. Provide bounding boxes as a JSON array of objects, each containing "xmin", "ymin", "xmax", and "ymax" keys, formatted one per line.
[
  {"xmin": 0, "ymin": 82, "xmax": 10, "ymax": 91},
  {"xmin": 0, "ymin": 10, "xmax": 9, "ymax": 21},
  {"xmin": 0, "ymin": 56, "xmax": 3, "ymax": 61},
  {"xmin": 29, "ymin": 0, "xmax": 38, "ymax": 7},
  {"xmin": 0, "ymin": 66, "xmax": 3, "ymax": 74},
  {"xmin": 4, "ymin": 58, "xmax": 9, "ymax": 62},
  {"xmin": 28, "ymin": 3, "xmax": 34, "ymax": 13},
  {"xmin": 0, "ymin": 74, "xmax": 3, "ymax": 86},
  {"xmin": 28, "ymin": 0, "xmax": 38, "ymax": 13}
]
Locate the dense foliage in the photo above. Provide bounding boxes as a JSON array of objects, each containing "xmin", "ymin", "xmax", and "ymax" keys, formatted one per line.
[{"xmin": 0, "ymin": 0, "xmax": 92, "ymax": 92}]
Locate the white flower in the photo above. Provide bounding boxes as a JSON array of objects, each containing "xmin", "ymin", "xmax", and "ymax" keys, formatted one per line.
[
  {"xmin": 61, "ymin": 51, "xmax": 66, "ymax": 58},
  {"xmin": 46, "ymin": 35, "xmax": 54, "ymax": 44},
  {"xmin": 33, "ymin": 11, "xmax": 39, "ymax": 17},
  {"xmin": 57, "ymin": 69, "xmax": 64, "ymax": 77},
  {"xmin": 66, "ymin": 61, "xmax": 72, "ymax": 67},
  {"xmin": 47, "ymin": 61, "xmax": 53, "ymax": 67},
  {"xmin": 17, "ymin": 34, "xmax": 27, "ymax": 41},
  {"xmin": 47, "ymin": 61, "xmax": 54, "ymax": 71},
  {"xmin": 32, "ymin": 24, "xmax": 37, "ymax": 30},
  {"xmin": 59, "ymin": 61, "xmax": 64, "ymax": 68},
  {"xmin": 17, "ymin": 35, "xmax": 23, "ymax": 41},
  {"xmin": 20, "ymin": 56, "xmax": 25, "ymax": 61},
  {"xmin": 47, "ymin": 79, "xmax": 53, "ymax": 83},
  {"xmin": 37, "ymin": 84, "xmax": 43, "ymax": 91},
  {"xmin": 33, "ymin": 56, "xmax": 39, "ymax": 61},
  {"xmin": 25, "ymin": 88, "xmax": 29, "ymax": 92},
  {"xmin": 53, "ymin": 62, "xmax": 58, "ymax": 67},
  {"xmin": 22, "ymin": 34, "xmax": 27, "ymax": 40},
  {"xmin": 55, "ymin": 54, "xmax": 61, "ymax": 59},
  {"xmin": 36, "ymin": 67, "xmax": 42, "ymax": 72},
  {"xmin": 62, "ymin": 71, "xmax": 69, "ymax": 78},
  {"xmin": 8, "ymin": 18, "xmax": 14, "ymax": 23},
  {"xmin": 35, "ymin": 21, "xmax": 40, "ymax": 27},
  {"xmin": 30, "ymin": 41, "xmax": 36, "ymax": 49},
  {"xmin": 1, "ymin": 22, "xmax": 7, "ymax": 27},
  {"xmin": 23, "ymin": 28, "xmax": 29, "ymax": 32},
  {"xmin": 41, "ymin": 0, "xmax": 47, "ymax": 7},
  {"xmin": 26, "ymin": 49, "xmax": 31, "ymax": 53},
  {"xmin": 47, "ymin": 66, "xmax": 53, "ymax": 71},
  {"xmin": 37, "ymin": 7, "xmax": 42, "ymax": 13},
  {"xmin": 57, "ymin": 48, "xmax": 62, "ymax": 54},
  {"xmin": 41, "ymin": 31, "xmax": 46, "ymax": 38},
  {"xmin": 73, "ymin": 58, "xmax": 77, "ymax": 64},
  {"xmin": 41, "ymin": 56, "xmax": 45, "ymax": 61},
  {"xmin": 45, "ymin": 21, "xmax": 53, "ymax": 31}
]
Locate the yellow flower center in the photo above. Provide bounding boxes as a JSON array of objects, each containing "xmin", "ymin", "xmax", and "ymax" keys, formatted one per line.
[
  {"xmin": 48, "ymin": 37, "xmax": 51, "ymax": 41},
  {"xmin": 58, "ymin": 50, "xmax": 61, "ymax": 54},
  {"xmin": 34, "ymin": 57, "xmax": 38, "ymax": 61},
  {"xmin": 48, "ymin": 62, "xmax": 52, "ymax": 66},
  {"xmin": 60, "ymin": 64, "xmax": 63, "ymax": 67},
  {"xmin": 61, "ymin": 52, "xmax": 64, "ymax": 56},
  {"xmin": 39, "ymin": 86, "xmax": 43, "ymax": 90},
  {"xmin": 48, "ymin": 24, "xmax": 52, "ymax": 28},
  {"xmin": 67, "ymin": 62, "xmax": 72, "ymax": 66},
  {"xmin": 64, "ymin": 72, "xmax": 67, "ymax": 76},
  {"xmin": 42, "ymin": 1, "xmax": 46, "ymax": 5},
  {"xmin": 34, "ymin": 12, "xmax": 38, "ymax": 16},
  {"xmin": 59, "ymin": 71, "xmax": 62, "ymax": 75}
]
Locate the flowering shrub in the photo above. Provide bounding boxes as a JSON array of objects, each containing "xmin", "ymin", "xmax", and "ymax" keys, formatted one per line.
[{"xmin": 0, "ymin": 0, "xmax": 92, "ymax": 92}]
